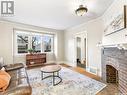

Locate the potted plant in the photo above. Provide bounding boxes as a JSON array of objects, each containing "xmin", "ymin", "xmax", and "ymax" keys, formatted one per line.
[{"xmin": 27, "ymin": 48, "xmax": 34, "ymax": 54}]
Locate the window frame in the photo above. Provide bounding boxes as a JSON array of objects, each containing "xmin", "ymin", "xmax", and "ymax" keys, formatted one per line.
[
  {"xmin": 14, "ymin": 30, "xmax": 55, "ymax": 55},
  {"xmin": 42, "ymin": 34, "xmax": 54, "ymax": 53}
]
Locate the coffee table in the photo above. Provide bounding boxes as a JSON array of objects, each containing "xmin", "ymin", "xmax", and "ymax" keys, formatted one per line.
[{"xmin": 41, "ymin": 65, "xmax": 62, "ymax": 86}]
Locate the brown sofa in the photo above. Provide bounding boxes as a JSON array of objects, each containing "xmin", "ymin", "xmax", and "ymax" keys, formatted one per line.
[{"xmin": 0, "ymin": 63, "xmax": 32, "ymax": 95}]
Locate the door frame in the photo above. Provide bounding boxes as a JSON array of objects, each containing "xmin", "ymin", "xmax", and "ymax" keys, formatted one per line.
[{"xmin": 74, "ymin": 31, "xmax": 88, "ymax": 68}]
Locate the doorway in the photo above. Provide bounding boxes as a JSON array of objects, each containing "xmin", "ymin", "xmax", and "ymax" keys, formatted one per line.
[{"xmin": 75, "ymin": 32, "xmax": 87, "ymax": 69}]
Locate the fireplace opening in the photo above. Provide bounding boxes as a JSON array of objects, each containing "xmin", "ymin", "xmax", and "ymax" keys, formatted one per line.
[{"xmin": 106, "ymin": 65, "xmax": 118, "ymax": 84}]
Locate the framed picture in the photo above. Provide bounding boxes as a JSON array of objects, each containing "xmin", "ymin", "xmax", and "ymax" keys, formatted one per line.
[{"xmin": 104, "ymin": 5, "xmax": 127, "ymax": 36}]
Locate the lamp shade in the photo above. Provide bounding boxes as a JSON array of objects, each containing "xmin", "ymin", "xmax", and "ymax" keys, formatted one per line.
[{"xmin": 75, "ymin": 5, "xmax": 88, "ymax": 16}]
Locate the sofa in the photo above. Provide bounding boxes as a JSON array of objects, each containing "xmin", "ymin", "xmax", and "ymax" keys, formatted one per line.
[{"xmin": 0, "ymin": 63, "xmax": 32, "ymax": 95}]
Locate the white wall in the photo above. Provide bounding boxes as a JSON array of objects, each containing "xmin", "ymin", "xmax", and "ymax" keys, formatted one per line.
[
  {"xmin": 0, "ymin": 21, "xmax": 64, "ymax": 65},
  {"xmin": 102, "ymin": 0, "xmax": 127, "ymax": 45},
  {"xmin": 0, "ymin": 22, "xmax": 13, "ymax": 64},
  {"xmin": 64, "ymin": 18, "xmax": 104, "ymax": 76}
]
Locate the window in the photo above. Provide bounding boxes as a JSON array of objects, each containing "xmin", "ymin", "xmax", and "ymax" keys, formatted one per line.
[
  {"xmin": 17, "ymin": 34, "xmax": 28, "ymax": 53},
  {"xmin": 42, "ymin": 35, "xmax": 54, "ymax": 52},
  {"xmin": 15, "ymin": 30, "xmax": 54, "ymax": 54},
  {"xmin": 32, "ymin": 36, "xmax": 41, "ymax": 53}
]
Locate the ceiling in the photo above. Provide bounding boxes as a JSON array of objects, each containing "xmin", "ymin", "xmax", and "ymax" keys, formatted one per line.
[{"xmin": 0, "ymin": 0, "xmax": 114, "ymax": 30}]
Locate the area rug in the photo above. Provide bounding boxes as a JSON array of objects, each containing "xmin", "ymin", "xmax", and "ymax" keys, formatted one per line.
[{"xmin": 27, "ymin": 66, "xmax": 106, "ymax": 95}]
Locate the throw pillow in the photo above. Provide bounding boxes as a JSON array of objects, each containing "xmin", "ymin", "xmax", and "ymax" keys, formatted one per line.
[
  {"xmin": 1, "ymin": 67, "xmax": 5, "ymax": 71},
  {"xmin": 0, "ymin": 70, "xmax": 11, "ymax": 92},
  {"xmin": 0, "ymin": 57, "xmax": 4, "ymax": 69}
]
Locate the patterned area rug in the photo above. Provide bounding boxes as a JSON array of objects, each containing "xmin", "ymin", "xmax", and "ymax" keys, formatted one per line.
[{"xmin": 27, "ymin": 67, "xmax": 106, "ymax": 95}]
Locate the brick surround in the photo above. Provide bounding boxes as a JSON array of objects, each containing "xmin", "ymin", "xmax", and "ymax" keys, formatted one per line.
[{"xmin": 102, "ymin": 47, "xmax": 127, "ymax": 95}]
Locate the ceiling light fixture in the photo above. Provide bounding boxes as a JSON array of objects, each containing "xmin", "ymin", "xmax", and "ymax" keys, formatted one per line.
[{"xmin": 75, "ymin": 5, "xmax": 88, "ymax": 16}]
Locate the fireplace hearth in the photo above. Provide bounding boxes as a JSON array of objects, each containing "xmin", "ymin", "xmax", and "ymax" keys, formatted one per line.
[{"xmin": 102, "ymin": 47, "xmax": 127, "ymax": 95}]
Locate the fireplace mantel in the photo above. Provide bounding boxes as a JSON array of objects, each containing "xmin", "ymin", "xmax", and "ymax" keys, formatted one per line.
[{"xmin": 100, "ymin": 43, "xmax": 127, "ymax": 50}]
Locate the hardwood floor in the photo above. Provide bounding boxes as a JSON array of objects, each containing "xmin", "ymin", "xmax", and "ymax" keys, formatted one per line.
[
  {"xmin": 97, "ymin": 83, "xmax": 118, "ymax": 95},
  {"xmin": 60, "ymin": 64, "xmax": 119, "ymax": 95},
  {"xmin": 61, "ymin": 64, "xmax": 100, "ymax": 80}
]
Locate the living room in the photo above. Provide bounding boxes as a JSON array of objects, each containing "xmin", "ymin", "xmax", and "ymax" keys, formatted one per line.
[{"xmin": 0, "ymin": 0, "xmax": 127, "ymax": 95}]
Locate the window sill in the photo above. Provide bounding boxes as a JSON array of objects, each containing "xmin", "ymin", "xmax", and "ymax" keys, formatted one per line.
[{"xmin": 14, "ymin": 52, "xmax": 54, "ymax": 57}]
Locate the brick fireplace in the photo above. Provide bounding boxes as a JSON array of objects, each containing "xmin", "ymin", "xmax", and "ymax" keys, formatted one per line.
[{"xmin": 102, "ymin": 47, "xmax": 127, "ymax": 95}]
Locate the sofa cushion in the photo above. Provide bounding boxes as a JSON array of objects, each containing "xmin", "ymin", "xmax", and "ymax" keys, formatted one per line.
[
  {"xmin": 8, "ymin": 68, "xmax": 27, "ymax": 81},
  {"xmin": 5, "ymin": 63, "xmax": 24, "ymax": 71},
  {"xmin": 0, "ymin": 70, "xmax": 11, "ymax": 92}
]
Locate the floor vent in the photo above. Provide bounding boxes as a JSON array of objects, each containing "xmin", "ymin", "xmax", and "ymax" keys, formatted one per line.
[{"xmin": 86, "ymin": 67, "xmax": 97, "ymax": 75}]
